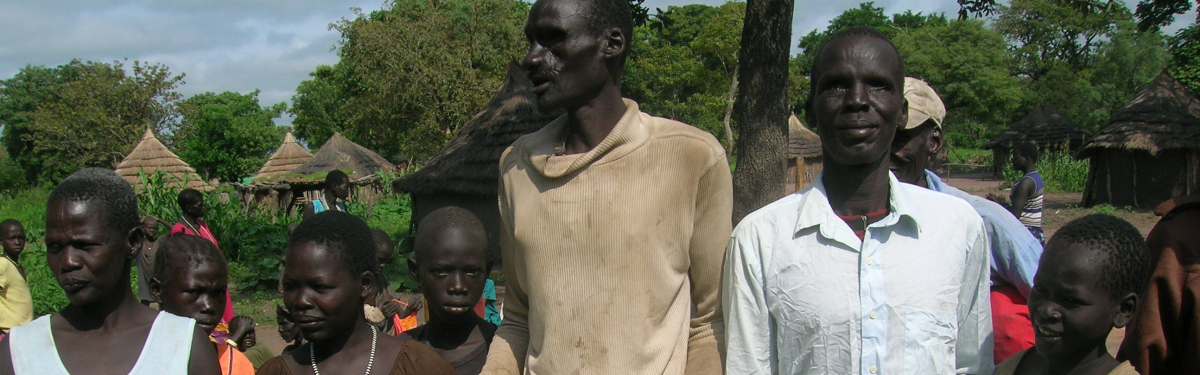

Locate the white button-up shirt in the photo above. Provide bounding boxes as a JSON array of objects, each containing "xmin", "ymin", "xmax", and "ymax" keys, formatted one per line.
[{"xmin": 723, "ymin": 172, "xmax": 993, "ymax": 375}]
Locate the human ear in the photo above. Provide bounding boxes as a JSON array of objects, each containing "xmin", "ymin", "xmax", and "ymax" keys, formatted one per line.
[
  {"xmin": 126, "ymin": 226, "xmax": 144, "ymax": 260},
  {"xmin": 603, "ymin": 27, "xmax": 626, "ymax": 59},
  {"xmin": 149, "ymin": 277, "xmax": 163, "ymax": 303},
  {"xmin": 407, "ymin": 257, "xmax": 419, "ymax": 280},
  {"xmin": 360, "ymin": 271, "xmax": 376, "ymax": 300},
  {"xmin": 928, "ymin": 127, "xmax": 943, "ymax": 155},
  {"xmin": 1113, "ymin": 292, "xmax": 1139, "ymax": 328},
  {"xmin": 897, "ymin": 98, "xmax": 909, "ymax": 130}
]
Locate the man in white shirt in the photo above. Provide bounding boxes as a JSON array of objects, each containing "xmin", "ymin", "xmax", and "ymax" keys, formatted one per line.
[{"xmin": 723, "ymin": 26, "xmax": 993, "ymax": 375}]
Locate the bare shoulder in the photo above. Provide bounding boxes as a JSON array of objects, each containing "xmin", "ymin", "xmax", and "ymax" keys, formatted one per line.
[{"xmin": 0, "ymin": 334, "xmax": 14, "ymax": 375}]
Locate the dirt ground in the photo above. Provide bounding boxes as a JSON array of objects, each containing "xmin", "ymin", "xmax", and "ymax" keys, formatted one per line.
[{"xmin": 253, "ymin": 173, "xmax": 1160, "ymax": 357}]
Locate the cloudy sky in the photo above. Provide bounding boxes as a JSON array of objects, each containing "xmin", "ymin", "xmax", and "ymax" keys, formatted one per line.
[{"xmin": 1, "ymin": 0, "xmax": 1194, "ymax": 126}]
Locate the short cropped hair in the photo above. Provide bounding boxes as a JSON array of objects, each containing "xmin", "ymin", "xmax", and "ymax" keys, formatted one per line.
[
  {"xmin": 372, "ymin": 229, "xmax": 394, "ymax": 256},
  {"xmin": 325, "ymin": 170, "xmax": 349, "ymax": 187},
  {"xmin": 1049, "ymin": 214, "xmax": 1151, "ymax": 300},
  {"xmin": 414, "ymin": 206, "xmax": 487, "ymax": 263},
  {"xmin": 810, "ymin": 26, "xmax": 905, "ymax": 99},
  {"xmin": 49, "ymin": 168, "xmax": 140, "ymax": 235},
  {"xmin": 153, "ymin": 234, "xmax": 226, "ymax": 283},
  {"xmin": 290, "ymin": 211, "xmax": 377, "ymax": 277},
  {"xmin": 0, "ymin": 219, "xmax": 22, "ymax": 231},
  {"xmin": 177, "ymin": 189, "xmax": 203, "ymax": 210},
  {"xmin": 586, "ymin": 0, "xmax": 633, "ymax": 48},
  {"xmin": 1015, "ymin": 141, "xmax": 1040, "ymax": 163}
]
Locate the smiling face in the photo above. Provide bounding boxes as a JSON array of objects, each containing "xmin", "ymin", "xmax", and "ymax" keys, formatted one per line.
[
  {"xmin": 522, "ymin": 0, "xmax": 618, "ymax": 110},
  {"xmin": 45, "ymin": 199, "xmax": 136, "ymax": 306},
  {"xmin": 808, "ymin": 35, "xmax": 907, "ymax": 167},
  {"xmin": 413, "ymin": 226, "xmax": 488, "ymax": 325},
  {"xmin": 153, "ymin": 262, "xmax": 228, "ymax": 333},
  {"xmin": 1, "ymin": 222, "xmax": 26, "ymax": 259},
  {"xmin": 280, "ymin": 241, "xmax": 373, "ymax": 343},
  {"xmin": 1028, "ymin": 240, "xmax": 1126, "ymax": 362}
]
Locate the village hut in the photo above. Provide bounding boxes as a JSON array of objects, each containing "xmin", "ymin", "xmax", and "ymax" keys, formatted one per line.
[
  {"xmin": 1077, "ymin": 71, "xmax": 1200, "ymax": 208},
  {"xmin": 114, "ymin": 128, "xmax": 212, "ymax": 192},
  {"xmin": 253, "ymin": 132, "xmax": 312, "ymax": 181},
  {"xmin": 984, "ymin": 103, "xmax": 1092, "ymax": 176},
  {"xmin": 393, "ymin": 64, "xmax": 561, "ymax": 263},
  {"xmin": 292, "ymin": 132, "xmax": 395, "ymax": 178},
  {"xmin": 787, "ymin": 114, "xmax": 822, "ymax": 193},
  {"xmin": 249, "ymin": 132, "xmax": 396, "ymax": 213}
]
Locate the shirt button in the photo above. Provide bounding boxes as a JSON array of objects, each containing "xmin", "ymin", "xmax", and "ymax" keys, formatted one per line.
[
  {"xmin": 865, "ymin": 257, "xmax": 874, "ymax": 265},
  {"xmin": 870, "ymin": 365, "xmax": 878, "ymax": 374},
  {"xmin": 870, "ymin": 311, "xmax": 878, "ymax": 319}
]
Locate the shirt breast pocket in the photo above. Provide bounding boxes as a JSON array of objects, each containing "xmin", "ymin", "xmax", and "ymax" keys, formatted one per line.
[{"xmin": 903, "ymin": 309, "xmax": 956, "ymax": 374}]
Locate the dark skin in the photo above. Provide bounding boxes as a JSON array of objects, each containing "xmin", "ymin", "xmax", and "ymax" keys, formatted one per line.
[
  {"xmin": 523, "ymin": 0, "xmax": 628, "ymax": 154},
  {"xmin": 806, "ymin": 35, "xmax": 908, "ymax": 225},
  {"xmin": 303, "ymin": 179, "xmax": 350, "ymax": 219},
  {"xmin": 889, "ymin": 122, "xmax": 941, "ymax": 188},
  {"xmin": 180, "ymin": 199, "xmax": 206, "ymax": 233},
  {"xmin": 375, "ymin": 239, "xmax": 421, "ymax": 319},
  {"xmin": 1014, "ymin": 240, "xmax": 1137, "ymax": 375},
  {"xmin": 277, "ymin": 307, "xmax": 305, "ymax": 349},
  {"xmin": 0, "ymin": 222, "xmax": 25, "ymax": 261},
  {"xmin": 0, "ymin": 199, "xmax": 219, "ymax": 375},
  {"xmin": 988, "ymin": 149, "xmax": 1037, "ymax": 215},
  {"xmin": 150, "ymin": 262, "xmax": 228, "ymax": 334},
  {"xmin": 408, "ymin": 225, "xmax": 490, "ymax": 361},
  {"xmin": 227, "ymin": 316, "xmax": 256, "ymax": 350},
  {"xmin": 278, "ymin": 241, "xmax": 405, "ymax": 375}
]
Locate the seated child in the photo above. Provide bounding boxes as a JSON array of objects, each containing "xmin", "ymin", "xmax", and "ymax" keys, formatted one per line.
[
  {"xmin": 151, "ymin": 234, "xmax": 254, "ymax": 375},
  {"xmin": 276, "ymin": 305, "xmax": 305, "ymax": 354},
  {"xmin": 229, "ymin": 316, "xmax": 273, "ymax": 370},
  {"xmin": 258, "ymin": 211, "xmax": 455, "ymax": 375},
  {"xmin": 995, "ymin": 214, "xmax": 1153, "ymax": 375},
  {"xmin": 402, "ymin": 206, "xmax": 497, "ymax": 375},
  {"xmin": 371, "ymin": 229, "xmax": 422, "ymax": 335}
]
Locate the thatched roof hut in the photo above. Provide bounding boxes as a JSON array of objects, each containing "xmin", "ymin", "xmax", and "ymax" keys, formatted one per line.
[
  {"xmin": 114, "ymin": 128, "xmax": 212, "ymax": 192},
  {"xmin": 984, "ymin": 103, "xmax": 1092, "ymax": 176},
  {"xmin": 1078, "ymin": 71, "xmax": 1200, "ymax": 207},
  {"xmin": 787, "ymin": 114, "xmax": 823, "ymax": 193},
  {"xmin": 393, "ymin": 64, "xmax": 561, "ymax": 265},
  {"xmin": 253, "ymin": 132, "xmax": 311, "ymax": 181},
  {"xmin": 291, "ymin": 132, "xmax": 395, "ymax": 179}
]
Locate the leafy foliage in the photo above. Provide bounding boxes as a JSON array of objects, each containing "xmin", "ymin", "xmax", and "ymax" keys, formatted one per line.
[
  {"xmin": 1000, "ymin": 151, "xmax": 1090, "ymax": 193},
  {"xmin": 0, "ymin": 60, "xmax": 184, "ymax": 184},
  {"xmin": 1168, "ymin": 22, "xmax": 1200, "ymax": 95},
  {"xmin": 173, "ymin": 91, "xmax": 286, "ymax": 183}
]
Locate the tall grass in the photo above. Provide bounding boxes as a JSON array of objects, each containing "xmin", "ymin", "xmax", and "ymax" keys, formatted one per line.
[{"xmin": 1000, "ymin": 150, "xmax": 1089, "ymax": 193}]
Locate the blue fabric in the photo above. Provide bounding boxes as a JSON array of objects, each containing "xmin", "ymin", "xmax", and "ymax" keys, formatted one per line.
[
  {"xmin": 925, "ymin": 170, "xmax": 1043, "ymax": 298},
  {"xmin": 483, "ymin": 279, "xmax": 501, "ymax": 326},
  {"xmin": 312, "ymin": 198, "xmax": 346, "ymax": 214}
]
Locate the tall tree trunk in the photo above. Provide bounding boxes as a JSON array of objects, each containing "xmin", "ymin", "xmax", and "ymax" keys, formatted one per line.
[
  {"xmin": 731, "ymin": 0, "xmax": 794, "ymax": 224},
  {"xmin": 722, "ymin": 66, "xmax": 739, "ymax": 155}
]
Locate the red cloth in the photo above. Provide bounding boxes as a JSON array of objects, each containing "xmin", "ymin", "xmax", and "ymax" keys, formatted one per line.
[
  {"xmin": 992, "ymin": 285, "xmax": 1035, "ymax": 364},
  {"xmin": 171, "ymin": 220, "xmax": 233, "ymax": 323}
]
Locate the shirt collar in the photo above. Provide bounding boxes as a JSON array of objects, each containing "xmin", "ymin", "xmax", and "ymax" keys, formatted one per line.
[
  {"xmin": 924, "ymin": 169, "xmax": 947, "ymax": 193},
  {"xmin": 795, "ymin": 170, "xmax": 923, "ymax": 246}
]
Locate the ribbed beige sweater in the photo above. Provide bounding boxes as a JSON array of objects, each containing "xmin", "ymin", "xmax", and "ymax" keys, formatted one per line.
[{"xmin": 482, "ymin": 99, "xmax": 732, "ymax": 375}]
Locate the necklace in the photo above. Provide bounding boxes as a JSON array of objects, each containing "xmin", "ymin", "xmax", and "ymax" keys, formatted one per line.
[
  {"xmin": 311, "ymin": 326, "xmax": 377, "ymax": 375},
  {"xmin": 182, "ymin": 217, "xmax": 201, "ymax": 235}
]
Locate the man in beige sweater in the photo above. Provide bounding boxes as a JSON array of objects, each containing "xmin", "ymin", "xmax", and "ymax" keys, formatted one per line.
[{"xmin": 481, "ymin": 0, "xmax": 732, "ymax": 374}]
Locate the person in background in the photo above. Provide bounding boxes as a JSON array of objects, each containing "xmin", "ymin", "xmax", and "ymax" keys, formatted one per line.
[
  {"xmin": 990, "ymin": 141, "xmax": 1045, "ymax": 243},
  {"xmin": 151, "ymin": 234, "xmax": 254, "ymax": 375},
  {"xmin": 171, "ymin": 188, "xmax": 235, "ymax": 325},
  {"xmin": 0, "ymin": 168, "xmax": 219, "ymax": 375},
  {"xmin": 136, "ymin": 216, "xmax": 167, "ymax": 306},
  {"xmin": 723, "ymin": 26, "xmax": 993, "ymax": 374},
  {"xmin": 993, "ymin": 215, "xmax": 1150, "ymax": 375},
  {"xmin": 302, "ymin": 170, "xmax": 350, "ymax": 219},
  {"xmin": 0, "ymin": 219, "xmax": 29, "ymax": 337},
  {"xmin": 892, "ymin": 77, "xmax": 1043, "ymax": 363},
  {"xmin": 477, "ymin": 278, "xmax": 500, "ymax": 327},
  {"xmin": 370, "ymin": 229, "xmax": 422, "ymax": 336},
  {"xmin": 404, "ymin": 206, "xmax": 496, "ymax": 375},
  {"xmin": 229, "ymin": 316, "xmax": 273, "ymax": 370},
  {"xmin": 257, "ymin": 211, "xmax": 455, "ymax": 375},
  {"xmin": 276, "ymin": 305, "xmax": 305, "ymax": 355},
  {"xmin": 1117, "ymin": 193, "xmax": 1200, "ymax": 375}
]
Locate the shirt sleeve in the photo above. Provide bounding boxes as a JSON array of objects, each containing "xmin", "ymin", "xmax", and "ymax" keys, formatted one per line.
[
  {"xmin": 984, "ymin": 214, "xmax": 1042, "ymax": 299},
  {"xmin": 684, "ymin": 152, "xmax": 733, "ymax": 375},
  {"xmin": 481, "ymin": 150, "xmax": 528, "ymax": 375},
  {"xmin": 956, "ymin": 220, "xmax": 995, "ymax": 374},
  {"xmin": 723, "ymin": 225, "xmax": 774, "ymax": 375}
]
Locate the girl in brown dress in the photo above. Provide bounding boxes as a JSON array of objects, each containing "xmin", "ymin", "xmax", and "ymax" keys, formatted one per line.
[{"xmin": 257, "ymin": 211, "xmax": 454, "ymax": 375}]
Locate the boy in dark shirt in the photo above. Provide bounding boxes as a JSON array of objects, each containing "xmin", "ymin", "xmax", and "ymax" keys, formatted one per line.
[
  {"xmin": 994, "ymin": 214, "xmax": 1152, "ymax": 375},
  {"xmin": 402, "ymin": 206, "xmax": 495, "ymax": 375}
]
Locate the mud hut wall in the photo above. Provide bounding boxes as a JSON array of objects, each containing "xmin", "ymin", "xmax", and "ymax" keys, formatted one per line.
[
  {"xmin": 1085, "ymin": 149, "xmax": 1189, "ymax": 208},
  {"xmin": 786, "ymin": 156, "xmax": 824, "ymax": 194},
  {"xmin": 410, "ymin": 193, "xmax": 502, "ymax": 267}
]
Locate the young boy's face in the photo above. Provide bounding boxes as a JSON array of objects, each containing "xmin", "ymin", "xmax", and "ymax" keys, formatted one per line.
[
  {"xmin": 153, "ymin": 261, "xmax": 228, "ymax": 333},
  {"xmin": 240, "ymin": 328, "xmax": 257, "ymax": 349},
  {"xmin": 1, "ymin": 223, "xmax": 25, "ymax": 258},
  {"xmin": 1027, "ymin": 240, "xmax": 1125, "ymax": 361},
  {"xmin": 414, "ymin": 226, "xmax": 488, "ymax": 324}
]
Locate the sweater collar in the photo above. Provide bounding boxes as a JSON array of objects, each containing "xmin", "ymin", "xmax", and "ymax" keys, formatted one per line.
[{"xmin": 527, "ymin": 98, "xmax": 649, "ymax": 178}]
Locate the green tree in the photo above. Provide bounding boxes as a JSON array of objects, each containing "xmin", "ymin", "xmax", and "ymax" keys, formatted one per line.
[
  {"xmin": 174, "ymin": 91, "xmax": 286, "ymax": 183},
  {"xmin": 0, "ymin": 60, "xmax": 184, "ymax": 183},
  {"xmin": 290, "ymin": 64, "xmax": 348, "ymax": 149},
  {"xmin": 994, "ymin": 0, "xmax": 1130, "ymax": 81},
  {"xmin": 1168, "ymin": 22, "xmax": 1200, "ymax": 94}
]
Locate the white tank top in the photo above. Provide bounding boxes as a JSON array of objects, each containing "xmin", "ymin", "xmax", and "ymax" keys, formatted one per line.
[{"xmin": 9, "ymin": 311, "xmax": 195, "ymax": 374}]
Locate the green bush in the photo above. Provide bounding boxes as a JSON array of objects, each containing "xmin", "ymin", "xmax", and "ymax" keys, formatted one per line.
[{"xmin": 1000, "ymin": 150, "xmax": 1089, "ymax": 193}]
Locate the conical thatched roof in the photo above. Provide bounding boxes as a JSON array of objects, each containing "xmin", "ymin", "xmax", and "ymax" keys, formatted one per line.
[
  {"xmin": 291, "ymin": 132, "xmax": 395, "ymax": 178},
  {"xmin": 253, "ymin": 132, "xmax": 312, "ymax": 181},
  {"xmin": 789, "ymin": 114, "xmax": 822, "ymax": 159},
  {"xmin": 114, "ymin": 128, "xmax": 212, "ymax": 191},
  {"xmin": 393, "ymin": 64, "xmax": 562, "ymax": 197},
  {"xmin": 984, "ymin": 103, "xmax": 1091, "ymax": 149},
  {"xmin": 1078, "ymin": 71, "xmax": 1200, "ymax": 158}
]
